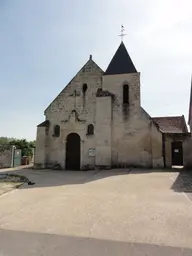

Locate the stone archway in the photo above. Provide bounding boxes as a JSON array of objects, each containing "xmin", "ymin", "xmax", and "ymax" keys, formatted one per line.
[{"xmin": 66, "ymin": 133, "xmax": 81, "ymax": 170}]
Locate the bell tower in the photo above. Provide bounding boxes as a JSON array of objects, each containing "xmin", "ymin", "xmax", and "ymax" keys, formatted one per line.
[{"xmin": 102, "ymin": 41, "xmax": 140, "ymax": 117}]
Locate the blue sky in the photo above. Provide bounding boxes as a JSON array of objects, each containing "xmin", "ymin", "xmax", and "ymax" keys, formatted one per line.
[{"xmin": 0, "ymin": 0, "xmax": 192, "ymax": 140}]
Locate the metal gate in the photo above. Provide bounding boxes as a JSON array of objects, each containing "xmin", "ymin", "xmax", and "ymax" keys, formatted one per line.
[
  {"xmin": 13, "ymin": 149, "xmax": 22, "ymax": 167},
  {"xmin": 171, "ymin": 141, "xmax": 183, "ymax": 166}
]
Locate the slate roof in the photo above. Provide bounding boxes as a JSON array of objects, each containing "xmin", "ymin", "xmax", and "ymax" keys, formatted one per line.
[
  {"xmin": 104, "ymin": 42, "xmax": 137, "ymax": 75},
  {"xmin": 152, "ymin": 116, "xmax": 188, "ymax": 133},
  {"xmin": 37, "ymin": 120, "xmax": 50, "ymax": 127}
]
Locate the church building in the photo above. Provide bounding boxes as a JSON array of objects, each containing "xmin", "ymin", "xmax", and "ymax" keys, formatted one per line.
[{"xmin": 35, "ymin": 42, "xmax": 189, "ymax": 170}]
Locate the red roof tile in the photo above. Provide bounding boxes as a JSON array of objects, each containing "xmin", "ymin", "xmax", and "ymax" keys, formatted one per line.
[{"xmin": 152, "ymin": 116, "xmax": 188, "ymax": 133}]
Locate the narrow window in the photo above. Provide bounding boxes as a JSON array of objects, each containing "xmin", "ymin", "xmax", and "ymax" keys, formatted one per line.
[
  {"xmin": 54, "ymin": 125, "xmax": 60, "ymax": 137},
  {"xmin": 82, "ymin": 83, "xmax": 88, "ymax": 95},
  {"xmin": 123, "ymin": 84, "xmax": 129, "ymax": 104},
  {"xmin": 45, "ymin": 127, "xmax": 49, "ymax": 136},
  {"xmin": 87, "ymin": 124, "xmax": 94, "ymax": 135}
]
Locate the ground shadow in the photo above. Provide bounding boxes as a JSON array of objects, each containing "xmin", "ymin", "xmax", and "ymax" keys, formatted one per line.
[
  {"xmin": 0, "ymin": 229, "xmax": 191, "ymax": 256},
  {"xmin": 0, "ymin": 168, "xmax": 131, "ymax": 189},
  {"xmin": 2, "ymin": 167, "xmax": 190, "ymax": 192},
  {"xmin": 126, "ymin": 167, "xmax": 181, "ymax": 174},
  {"xmin": 171, "ymin": 170, "xmax": 192, "ymax": 194}
]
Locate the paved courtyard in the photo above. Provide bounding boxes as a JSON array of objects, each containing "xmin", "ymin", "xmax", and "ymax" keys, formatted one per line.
[{"xmin": 0, "ymin": 168, "xmax": 192, "ymax": 255}]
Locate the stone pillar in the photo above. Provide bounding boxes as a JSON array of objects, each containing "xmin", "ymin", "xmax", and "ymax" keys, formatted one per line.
[
  {"xmin": 34, "ymin": 127, "xmax": 46, "ymax": 169},
  {"xmin": 95, "ymin": 96, "xmax": 112, "ymax": 168},
  {"xmin": 183, "ymin": 138, "xmax": 192, "ymax": 169}
]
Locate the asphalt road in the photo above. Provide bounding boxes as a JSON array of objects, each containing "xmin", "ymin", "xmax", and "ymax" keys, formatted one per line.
[{"xmin": 0, "ymin": 229, "xmax": 191, "ymax": 256}]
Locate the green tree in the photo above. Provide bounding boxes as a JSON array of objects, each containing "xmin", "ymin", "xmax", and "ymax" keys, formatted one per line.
[
  {"xmin": 0, "ymin": 137, "xmax": 35, "ymax": 157},
  {"xmin": 0, "ymin": 137, "xmax": 15, "ymax": 145},
  {"xmin": 9, "ymin": 139, "xmax": 35, "ymax": 157}
]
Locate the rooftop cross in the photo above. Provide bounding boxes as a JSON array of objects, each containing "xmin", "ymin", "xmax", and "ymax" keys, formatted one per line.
[{"xmin": 119, "ymin": 25, "xmax": 127, "ymax": 42}]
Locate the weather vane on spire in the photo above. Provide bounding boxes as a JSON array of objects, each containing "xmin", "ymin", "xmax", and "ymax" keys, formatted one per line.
[{"xmin": 119, "ymin": 25, "xmax": 126, "ymax": 42}]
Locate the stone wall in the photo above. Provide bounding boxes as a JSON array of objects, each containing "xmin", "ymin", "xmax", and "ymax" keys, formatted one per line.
[
  {"xmin": 35, "ymin": 126, "xmax": 46, "ymax": 168},
  {"xmin": 184, "ymin": 138, "xmax": 192, "ymax": 169},
  {"xmin": 151, "ymin": 123, "xmax": 164, "ymax": 168},
  {"xmin": 95, "ymin": 96, "xmax": 112, "ymax": 168},
  {"xmin": 102, "ymin": 73, "xmax": 163, "ymax": 168},
  {"xmin": 181, "ymin": 134, "xmax": 192, "ymax": 169},
  {"xmin": 164, "ymin": 134, "xmax": 189, "ymax": 168},
  {"xmin": 35, "ymin": 38, "xmax": 192, "ymax": 170},
  {"xmin": 0, "ymin": 146, "xmax": 13, "ymax": 168},
  {"xmin": 35, "ymin": 59, "xmax": 164, "ymax": 169},
  {"xmin": 164, "ymin": 135, "xmax": 172, "ymax": 168},
  {"xmin": 42, "ymin": 57, "xmax": 103, "ymax": 169}
]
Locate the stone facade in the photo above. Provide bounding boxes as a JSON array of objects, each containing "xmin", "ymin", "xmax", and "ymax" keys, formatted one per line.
[
  {"xmin": 35, "ymin": 56, "xmax": 103, "ymax": 169},
  {"xmin": 35, "ymin": 42, "xmax": 186, "ymax": 170},
  {"xmin": 0, "ymin": 146, "xmax": 14, "ymax": 168},
  {"xmin": 183, "ymin": 138, "xmax": 192, "ymax": 168},
  {"xmin": 164, "ymin": 133, "xmax": 189, "ymax": 168}
]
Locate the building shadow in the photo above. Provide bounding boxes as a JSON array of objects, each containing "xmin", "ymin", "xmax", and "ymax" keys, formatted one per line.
[
  {"xmin": 0, "ymin": 229, "xmax": 191, "ymax": 256},
  {"xmin": 2, "ymin": 167, "xmax": 191, "ymax": 192},
  {"xmin": 171, "ymin": 170, "xmax": 192, "ymax": 193},
  {"xmin": 126, "ymin": 168, "xmax": 181, "ymax": 174},
  {"xmin": 0, "ymin": 168, "xmax": 131, "ymax": 189}
]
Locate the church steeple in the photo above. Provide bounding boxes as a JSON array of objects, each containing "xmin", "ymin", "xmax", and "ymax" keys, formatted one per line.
[{"xmin": 104, "ymin": 42, "xmax": 137, "ymax": 75}]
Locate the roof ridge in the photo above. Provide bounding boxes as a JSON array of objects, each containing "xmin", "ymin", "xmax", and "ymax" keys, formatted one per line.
[
  {"xmin": 152, "ymin": 116, "xmax": 183, "ymax": 119},
  {"xmin": 44, "ymin": 57, "xmax": 103, "ymax": 113},
  {"xmin": 152, "ymin": 115, "xmax": 188, "ymax": 133}
]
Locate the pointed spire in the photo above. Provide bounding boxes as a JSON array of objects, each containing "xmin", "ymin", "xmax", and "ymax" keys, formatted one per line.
[
  {"xmin": 104, "ymin": 42, "xmax": 137, "ymax": 75},
  {"xmin": 188, "ymin": 75, "xmax": 192, "ymax": 125}
]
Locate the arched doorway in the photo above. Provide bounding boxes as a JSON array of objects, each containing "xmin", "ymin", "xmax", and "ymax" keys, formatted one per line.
[{"xmin": 66, "ymin": 133, "xmax": 81, "ymax": 170}]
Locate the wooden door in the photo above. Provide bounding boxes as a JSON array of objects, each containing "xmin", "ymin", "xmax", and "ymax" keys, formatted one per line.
[{"xmin": 66, "ymin": 133, "xmax": 80, "ymax": 170}]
